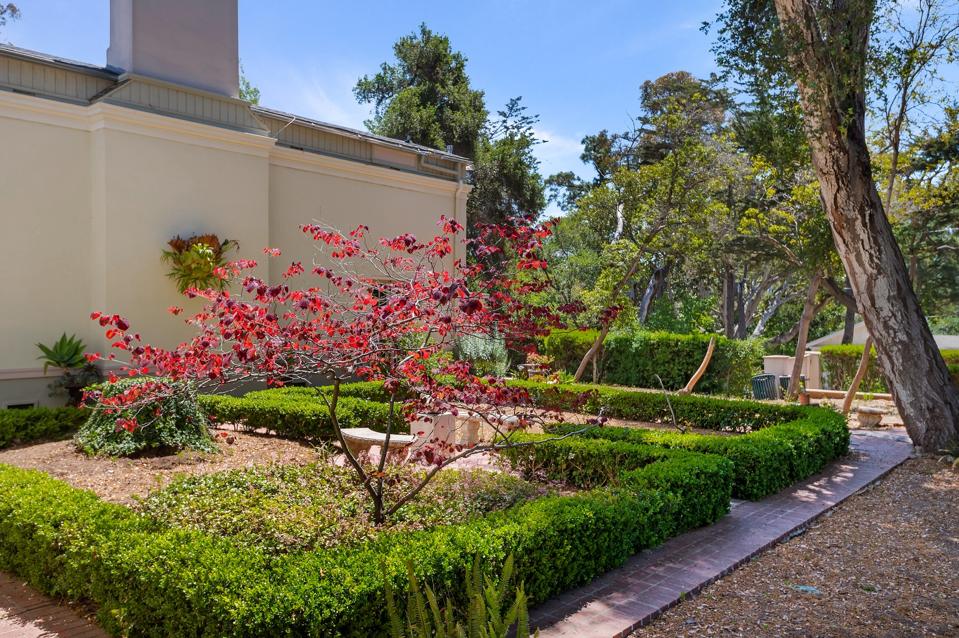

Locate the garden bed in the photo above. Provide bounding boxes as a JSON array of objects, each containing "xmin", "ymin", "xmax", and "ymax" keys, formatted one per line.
[
  {"xmin": 0, "ymin": 381, "xmax": 851, "ymax": 636},
  {"xmin": 0, "ymin": 431, "xmax": 319, "ymax": 504}
]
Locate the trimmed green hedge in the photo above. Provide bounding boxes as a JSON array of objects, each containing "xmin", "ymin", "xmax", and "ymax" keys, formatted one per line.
[
  {"xmin": 545, "ymin": 405, "xmax": 848, "ymax": 501},
  {"xmin": 199, "ymin": 392, "xmax": 404, "ymax": 440},
  {"xmin": 0, "ymin": 448, "xmax": 729, "ymax": 636},
  {"xmin": 0, "ymin": 407, "xmax": 88, "ymax": 449},
  {"xmin": 243, "ymin": 380, "xmax": 408, "ymax": 404},
  {"xmin": 541, "ymin": 330, "xmax": 762, "ymax": 395},
  {"xmin": 0, "ymin": 380, "xmax": 844, "ymax": 634},
  {"xmin": 507, "ymin": 379, "xmax": 806, "ymax": 431},
  {"xmin": 820, "ymin": 344, "xmax": 959, "ymax": 392}
]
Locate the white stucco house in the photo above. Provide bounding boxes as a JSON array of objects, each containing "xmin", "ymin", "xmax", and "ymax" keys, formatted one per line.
[
  {"xmin": 0, "ymin": 0, "xmax": 471, "ymax": 407},
  {"xmin": 807, "ymin": 322, "xmax": 959, "ymax": 350}
]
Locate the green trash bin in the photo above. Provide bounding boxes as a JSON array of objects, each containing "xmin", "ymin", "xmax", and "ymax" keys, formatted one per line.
[{"xmin": 751, "ymin": 373, "xmax": 778, "ymax": 400}]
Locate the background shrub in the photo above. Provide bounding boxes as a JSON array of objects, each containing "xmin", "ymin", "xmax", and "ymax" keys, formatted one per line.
[
  {"xmin": 541, "ymin": 329, "xmax": 597, "ymax": 375},
  {"xmin": 77, "ymin": 377, "xmax": 216, "ymax": 456},
  {"xmin": 542, "ymin": 330, "xmax": 763, "ymax": 395},
  {"xmin": 820, "ymin": 344, "xmax": 959, "ymax": 392},
  {"xmin": 0, "ymin": 407, "xmax": 87, "ymax": 449},
  {"xmin": 454, "ymin": 332, "xmax": 511, "ymax": 377}
]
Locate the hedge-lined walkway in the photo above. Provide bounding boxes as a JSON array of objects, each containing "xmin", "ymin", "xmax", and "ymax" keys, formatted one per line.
[
  {"xmin": 0, "ymin": 572, "xmax": 106, "ymax": 638},
  {"xmin": 530, "ymin": 430, "xmax": 913, "ymax": 637}
]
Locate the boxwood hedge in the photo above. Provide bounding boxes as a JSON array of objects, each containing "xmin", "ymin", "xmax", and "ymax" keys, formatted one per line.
[
  {"xmin": 0, "ymin": 447, "xmax": 728, "ymax": 637},
  {"xmin": 199, "ymin": 391, "xmax": 405, "ymax": 440},
  {"xmin": 0, "ymin": 380, "xmax": 846, "ymax": 635},
  {"xmin": 0, "ymin": 407, "xmax": 88, "ymax": 449}
]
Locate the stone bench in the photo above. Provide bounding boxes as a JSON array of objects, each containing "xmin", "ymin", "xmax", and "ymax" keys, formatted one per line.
[
  {"xmin": 856, "ymin": 406, "xmax": 885, "ymax": 428},
  {"xmin": 339, "ymin": 427, "xmax": 416, "ymax": 458}
]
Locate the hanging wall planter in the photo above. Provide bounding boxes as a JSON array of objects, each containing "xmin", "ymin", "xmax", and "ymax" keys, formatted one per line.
[{"xmin": 161, "ymin": 234, "xmax": 238, "ymax": 293}]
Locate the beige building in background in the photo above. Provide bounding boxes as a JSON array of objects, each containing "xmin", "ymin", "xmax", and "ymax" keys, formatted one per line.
[{"xmin": 0, "ymin": 0, "xmax": 470, "ymax": 407}]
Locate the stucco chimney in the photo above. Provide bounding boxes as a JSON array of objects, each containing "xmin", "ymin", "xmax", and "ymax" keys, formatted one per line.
[{"xmin": 107, "ymin": 0, "xmax": 239, "ymax": 97}]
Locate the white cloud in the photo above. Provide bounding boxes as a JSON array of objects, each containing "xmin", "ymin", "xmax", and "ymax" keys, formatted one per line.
[
  {"xmin": 532, "ymin": 127, "xmax": 585, "ymax": 178},
  {"xmin": 272, "ymin": 64, "xmax": 373, "ymax": 130}
]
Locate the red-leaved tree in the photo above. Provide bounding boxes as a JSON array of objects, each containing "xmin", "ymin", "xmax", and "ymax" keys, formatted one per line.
[{"xmin": 86, "ymin": 216, "xmax": 597, "ymax": 524}]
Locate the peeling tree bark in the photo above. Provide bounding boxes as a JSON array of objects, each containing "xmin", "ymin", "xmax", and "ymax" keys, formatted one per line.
[{"xmin": 773, "ymin": 0, "xmax": 959, "ymax": 451}]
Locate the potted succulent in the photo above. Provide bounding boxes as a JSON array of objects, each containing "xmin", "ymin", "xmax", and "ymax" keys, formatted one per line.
[
  {"xmin": 161, "ymin": 233, "xmax": 238, "ymax": 293},
  {"xmin": 37, "ymin": 333, "xmax": 101, "ymax": 406}
]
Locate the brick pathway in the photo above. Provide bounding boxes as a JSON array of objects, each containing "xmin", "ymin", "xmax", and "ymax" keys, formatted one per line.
[
  {"xmin": 0, "ymin": 573, "xmax": 106, "ymax": 638},
  {"xmin": 530, "ymin": 429, "xmax": 914, "ymax": 637}
]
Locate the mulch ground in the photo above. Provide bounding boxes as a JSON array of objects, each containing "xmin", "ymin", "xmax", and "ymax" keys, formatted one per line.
[
  {"xmin": 631, "ymin": 456, "xmax": 959, "ymax": 638},
  {"xmin": 0, "ymin": 432, "xmax": 322, "ymax": 504}
]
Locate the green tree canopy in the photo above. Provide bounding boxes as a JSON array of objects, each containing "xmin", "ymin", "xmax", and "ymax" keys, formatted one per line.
[{"xmin": 354, "ymin": 23, "xmax": 487, "ymax": 158}]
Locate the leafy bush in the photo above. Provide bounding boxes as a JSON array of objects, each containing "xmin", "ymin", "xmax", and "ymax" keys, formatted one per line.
[
  {"xmin": 542, "ymin": 330, "xmax": 762, "ymax": 395},
  {"xmin": 541, "ymin": 330, "xmax": 597, "ymax": 375},
  {"xmin": 454, "ymin": 332, "xmax": 511, "ymax": 377},
  {"xmin": 603, "ymin": 331, "xmax": 762, "ymax": 395},
  {"xmin": 242, "ymin": 380, "xmax": 410, "ymax": 404},
  {"xmin": 386, "ymin": 555, "xmax": 537, "ymax": 638},
  {"xmin": 139, "ymin": 464, "xmax": 546, "ymax": 555},
  {"xmin": 0, "ymin": 407, "xmax": 88, "ymax": 448},
  {"xmin": 501, "ymin": 433, "xmax": 679, "ymax": 488},
  {"xmin": 76, "ymin": 377, "xmax": 216, "ymax": 456},
  {"xmin": 0, "ymin": 382, "xmax": 843, "ymax": 635},
  {"xmin": 820, "ymin": 344, "xmax": 959, "ymax": 392}
]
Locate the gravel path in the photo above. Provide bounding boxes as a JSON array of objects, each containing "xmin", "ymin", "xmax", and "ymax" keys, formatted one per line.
[{"xmin": 631, "ymin": 457, "xmax": 959, "ymax": 637}]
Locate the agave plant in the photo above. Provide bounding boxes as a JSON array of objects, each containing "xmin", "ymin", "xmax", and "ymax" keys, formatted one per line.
[
  {"xmin": 36, "ymin": 333, "xmax": 87, "ymax": 373},
  {"xmin": 161, "ymin": 234, "xmax": 238, "ymax": 293},
  {"xmin": 385, "ymin": 555, "xmax": 537, "ymax": 638}
]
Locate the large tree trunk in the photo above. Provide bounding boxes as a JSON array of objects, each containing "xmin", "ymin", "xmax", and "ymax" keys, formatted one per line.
[
  {"xmin": 841, "ymin": 285, "xmax": 856, "ymax": 344},
  {"xmin": 787, "ymin": 273, "xmax": 821, "ymax": 399},
  {"xmin": 773, "ymin": 0, "xmax": 959, "ymax": 451}
]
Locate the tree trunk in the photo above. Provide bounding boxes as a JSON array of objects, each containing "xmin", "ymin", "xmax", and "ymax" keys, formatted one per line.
[
  {"xmin": 734, "ymin": 280, "xmax": 748, "ymax": 339},
  {"xmin": 751, "ymin": 283, "xmax": 789, "ymax": 338},
  {"xmin": 841, "ymin": 285, "xmax": 856, "ymax": 344},
  {"xmin": 722, "ymin": 267, "xmax": 736, "ymax": 339},
  {"xmin": 842, "ymin": 336, "xmax": 875, "ymax": 415},
  {"xmin": 638, "ymin": 265, "xmax": 669, "ymax": 324},
  {"xmin": 773, "ymin": 0, "xmax": 959, "ymax": 451},
  {"xmin": 787, "ymin": 273, "xmax": 821, "ymax": 399},
  {"xmin": 678, "ymin": 336, "xmax": 716, "ymax": 395}
]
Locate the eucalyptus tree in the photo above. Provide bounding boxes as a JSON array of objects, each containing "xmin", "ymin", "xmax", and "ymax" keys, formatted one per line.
[{"xmin": 713, "ymin": 0, "xmax": 959, "ymax": 451}]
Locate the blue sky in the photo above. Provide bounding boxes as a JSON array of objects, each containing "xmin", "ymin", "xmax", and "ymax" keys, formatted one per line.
[{"xmin": 2, "ymin": 1, "xmax": 721, "ymax": 188}]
